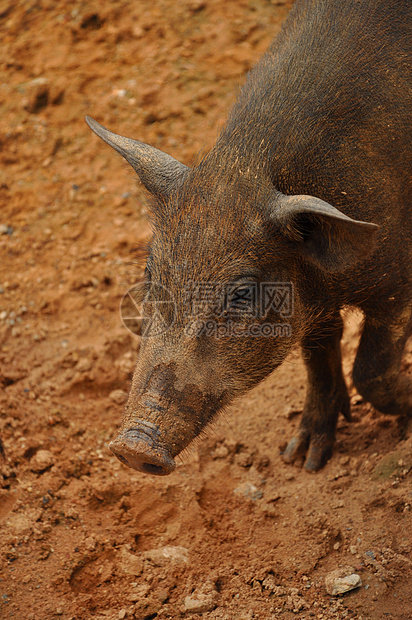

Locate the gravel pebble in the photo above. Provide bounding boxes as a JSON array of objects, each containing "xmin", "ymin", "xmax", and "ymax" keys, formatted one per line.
[
  {"xmin": 0, "ymin": 224, "xmax": 13, "ymax": 235},
  {"xmin": 233, "ymin": 482, "xmax": 263, "ymax": 501},
  {"xmin": 142, "ymin": 545, "xmax": 189, "ymax": 566},
  {"xmin": 118, "ymin": 547, "xmax": 143, "ymax": 576},
  {"xmin": 29, "ymin": 450, "xmax": 55, "ymax": 473},
  {"xmin": 182, "ymin": 591, "xmax": 217, "ymax": 613},
  {"xmin": 325, "ymin": 566, "xmax": 362, "ymax": 596}
]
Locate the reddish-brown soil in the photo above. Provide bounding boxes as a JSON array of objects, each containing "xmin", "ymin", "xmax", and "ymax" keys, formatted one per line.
[{"xmin": 0, "ymin": 1, "xmax": 411, "ymax": 619}]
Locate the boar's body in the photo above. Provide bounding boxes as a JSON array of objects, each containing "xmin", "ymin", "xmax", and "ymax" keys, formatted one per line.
[{"xmin": 87, "ymin": 0, "xmax": 412, "ymax": 474}]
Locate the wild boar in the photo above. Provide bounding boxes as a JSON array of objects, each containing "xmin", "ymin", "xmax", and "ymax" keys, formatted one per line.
[{"xmin": 86, "ymin": 0, "xmax": 411, "ymax": 474}]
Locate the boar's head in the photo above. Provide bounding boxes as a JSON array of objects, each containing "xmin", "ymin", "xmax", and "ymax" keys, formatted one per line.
[{"xmin": 86, "ymin": 117, "xmax": 377, "ymax": 475}]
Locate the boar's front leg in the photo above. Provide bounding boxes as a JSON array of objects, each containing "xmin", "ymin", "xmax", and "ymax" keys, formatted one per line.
[{"xmin": 283, "ymin": 313, "xmax": 350, "ymax": 471}]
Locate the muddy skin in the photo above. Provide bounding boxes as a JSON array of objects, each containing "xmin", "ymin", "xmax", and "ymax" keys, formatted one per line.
[
  {"xmin": 86, "ymin": 0, "xmax": 412, "ymax": 474},
  {"xmin": 111, "ymin": 361, "xmax": 230, "ymax": 475}
]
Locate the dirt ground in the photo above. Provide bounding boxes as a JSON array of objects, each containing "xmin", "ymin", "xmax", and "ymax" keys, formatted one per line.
[{"xmin": 0, "ymin": 1, "xmax": 411, "ymax": 619}]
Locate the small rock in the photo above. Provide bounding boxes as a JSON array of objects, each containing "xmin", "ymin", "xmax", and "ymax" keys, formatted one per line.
[
  {"xmin": 213, "ymin": 444, "xmax": 229, "ymax": 459},
  {"xmin": 118, "ymin": 609, "xmax": 127, "ymax": 619},
  {"xmin": 325, "ymin": 566, "xmax": 362, "ymax": 596},
  {"xmin": 0, "ymin": 224, "xmax": 13, "ymax": 235},
  {"xmin": 23, "ymin": 77, "xmax": 49, "ymax": 113},
  {"xmin": 285, "ymin": 590, "xmax": 309, "ymax": 612},
  {"xmin": 133, "ymin": 597, "xmax": 161, "ymax": 617},
  {"xmin": 142, "ymin": 545, "xmax": 189, "ymax": 567},
  {"xmin": 84, "ymin": 536, "xmax": 96, "ymax": 552},
  {"xmin": 239, "ymin": 612, "xmax": 255, "ymax": 620},
  {"xmin": 262, "ymin": 575, "xmax": 285, "ymax": 595},
  {"xmin": 112, "ymin": 88, "xmax": 127, "ymax": 98},
  {"xmin": 75, "ymin": 357, "xmax": 92, "ymax": 373},
  {"xmin": 118, "ymin": 547, "xmax": 143, "ymax": 576},
  {"xmin": 30, "ymin": 450, "xmax": 55, "ymax": 473},
  {"xmin": 235, "ymin": 451, "xmax": 254, "ymax": 467},
  {"xmin": 182, "ymin": 590, "xmax": 217, "ymax": 613},
  {"xmin": 155, "ymin": 588, "xmax": 169, "ymax": 604},
  {"xmin": 63, "ymin": 505, "xmax": 79, "ymax": 520},
  {"xmin": 284, "ymin": 407, "xmax": 302, "ymax": 420},
  {"xmin": 109, "ymin": 389, "xmax": 128, "ymax": 405},
  {"xmin": 263, "ymin": 487, "xmax": 281, "ymax": 503},
  {"xmin": 233, "ymin": 482, "xmax": 263, "ymax": 501},
  {"xmin": 127, "ymin": 583, "xmax": 150, "ymax": 603}
]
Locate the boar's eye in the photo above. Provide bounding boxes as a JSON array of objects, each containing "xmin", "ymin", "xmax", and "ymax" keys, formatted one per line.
[{"xmin": 225, "ymin": 282, "xmax": 257, "ymax": 316}]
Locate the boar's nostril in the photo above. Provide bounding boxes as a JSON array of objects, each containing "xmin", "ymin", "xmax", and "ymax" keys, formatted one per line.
[{"xmin": 109, "ymin": 421, "xmax": 176, "ymax": 476}]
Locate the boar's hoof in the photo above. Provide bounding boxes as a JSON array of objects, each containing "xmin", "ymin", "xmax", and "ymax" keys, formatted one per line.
[
  {"xmin": 283, "ymin": 434, "xmax": 309, "ymax": 464},
  {"xmin": 109, "ymin": 423, "xmax": 176, "ymax": 475},
  {"xmin": 303, "ymin": 441, "xmax": 333, "ymax": 472},
  {"xmin": 283, "ymin": 433, "xmax": 333, "ymax": 472}
]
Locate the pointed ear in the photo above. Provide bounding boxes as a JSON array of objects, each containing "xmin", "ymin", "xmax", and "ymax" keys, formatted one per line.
[
  {"xmin": 85, "ymin": 116, "xmax": 188, "ymax": 198},
  {"xmin": 271, "ymin": 193, "xmax": 379, "ymax": 272}
]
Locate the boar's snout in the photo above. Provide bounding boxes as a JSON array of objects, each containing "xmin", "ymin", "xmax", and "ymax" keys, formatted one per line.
[{"xmin": 109, "ymin": 421, "xmax": 176, "ymax": 476}]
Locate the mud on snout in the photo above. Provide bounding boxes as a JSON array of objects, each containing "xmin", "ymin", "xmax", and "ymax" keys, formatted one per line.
[{"xmin": 109, "ymin": 362, "xmax": 229, "ymax": 475}]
